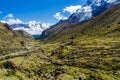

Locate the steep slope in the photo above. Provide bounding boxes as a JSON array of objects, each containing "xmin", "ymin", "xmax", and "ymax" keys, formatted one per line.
[
  {"xmin": 80, "ymin": 4, "xmax": 120, "ymax": 36},
  {"xmin": 40, "ymin": 20, "xmax": 70, "ymax": 40},
  {"xmin": 16, "ymin": 30, "xmax": 33, "ymax": 39},
  {"xmin": 0, "ymin": 23, "xmax": 28, "ymax": 55},
  {"xmin": 40, "ymin": 4, "xmax": 120, "ymax": 43}
]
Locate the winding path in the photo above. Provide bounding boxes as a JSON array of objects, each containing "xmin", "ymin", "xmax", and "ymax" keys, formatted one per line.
[
  {"xmin": 0, "ymin": 42, "xmax": 36, "ymax": 61},
  {"xmin": 0, "ymin": 50, "xmax": 37, "ymax": 61}
]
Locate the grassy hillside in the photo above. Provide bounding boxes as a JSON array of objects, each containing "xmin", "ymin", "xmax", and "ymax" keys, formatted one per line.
[
  {"xmin": 16, "ymin": 30, "xmax": 34, "ymax": 39},
  {"xmin": 0, "ymin": 23, "xmax": 31, "ymax": 55},
  {"xmin": 0, "ymin": 37, "xmax": 120, "ymax": 80},
  {"xmin": 0, "ymin": 4, "xmax": 120, "ymax": 80}
]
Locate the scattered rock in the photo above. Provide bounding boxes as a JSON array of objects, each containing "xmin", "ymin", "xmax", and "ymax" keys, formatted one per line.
[{"xmin": 2, "ymin": 61, "xmax": 17, "ymax": 69}]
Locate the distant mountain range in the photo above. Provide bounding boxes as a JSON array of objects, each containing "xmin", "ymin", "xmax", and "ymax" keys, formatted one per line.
[
  {"xmin": 10, "ymin": 21, "xmax": 50, "ymax": 39},
  {"xmin": 67, "ymin": 0, "xmax": 120, "ymax": 24}
]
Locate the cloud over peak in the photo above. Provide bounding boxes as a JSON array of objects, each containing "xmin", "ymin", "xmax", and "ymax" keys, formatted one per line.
[
  {"xmin": 63, "ymin": 5, "xmax": 82, "ymax": 14},
  {"xmin": 13, "ymin": 21, "xmax": 51, "ymax": 35},
  {"xmin": 53, "ymin": 4, "xmax": 94, "ymax": 21},
  {"xmin": 54, "ymin": 5, "xmax": 82, "ymax": 20},
  {"xmin": 54, "ymin": 0, "xmax": 120, "ymax": 22},
  {"xmin": 53, "ymin": 12, "xmax": 68, "ymax": 20},
  {"xmin": 1, "ymin": 14, "xmax": 51, "ymax": 35}
]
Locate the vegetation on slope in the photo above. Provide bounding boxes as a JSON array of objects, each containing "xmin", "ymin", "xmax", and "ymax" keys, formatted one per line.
[
  {"xmin": 0, "ymin": 4, "xmax": 120, "ymax": 80},
  {"xmin": 0, "ymin": 23, "xmax": 33, "ymax": 55},
  {"xmin": 16, "ymin": 30, "xmax": 34, "ymax": 39},
  {"xmin": 0, "ymin": 37, "xmax": 120, "ymax": 80}
]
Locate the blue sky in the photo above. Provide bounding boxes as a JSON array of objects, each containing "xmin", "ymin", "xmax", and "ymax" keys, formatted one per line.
[{"xmin": 0, "ymin": 0, "xmax": 87, "ymax": 24}]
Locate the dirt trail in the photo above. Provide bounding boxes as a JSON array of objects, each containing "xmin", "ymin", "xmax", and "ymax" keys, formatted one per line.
[
  {"xmin": 0, "ymin": 50, "xmax": 37, "ymax": 61},
  {"xmin": 0, "ymin": 42, "xmax": 36, "ymax": 61}
]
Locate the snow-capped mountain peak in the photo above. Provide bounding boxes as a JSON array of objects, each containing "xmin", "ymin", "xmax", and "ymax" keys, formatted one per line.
[
  {"xmin": 68, "ymin": 0, "xmax": 120, "ymax": 24},
  {"xmin": 11, "ymin": 21, "xmax": 51, "ymax": 35},
  {"xmin": 1, "ymin": 14, "xmax": 51, "ymax": 35}
]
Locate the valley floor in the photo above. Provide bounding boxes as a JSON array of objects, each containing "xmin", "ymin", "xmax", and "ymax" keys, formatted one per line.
[{"xmin": 0, "ymin": 37, "xmax": 120, "ymax": 80}]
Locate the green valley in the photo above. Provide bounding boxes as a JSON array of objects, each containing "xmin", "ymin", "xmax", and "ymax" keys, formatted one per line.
[{"xmin": 0, "ymin": 3, "xmax": 120, "ymax": 80}]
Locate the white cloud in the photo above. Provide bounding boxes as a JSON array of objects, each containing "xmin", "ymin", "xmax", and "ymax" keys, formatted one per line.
[
  {"xmin": 27, "ymin": 20, "xmax": 51, "ymax": 35},
  {"xmin": 75, "ymin": 6, "xmax": 92, "ymax": 22},
  {"xmin": 63, "ymin": 5, "xmax": 82, "ymax": 14},
  {"xmin": 1, "ymin": 13, "xmax": 23, "ymax": 25},
  {"xmin": 5, "ymin": 13, "xmax": 14, "ymax": 19},
  {"xmin": 53, "ymin": 5, "xmax": 82, "ymax": 20},
  {"xmin": 53, "ymin": 12, "xmax": 68, "ymax": 20},
  {"xmin": 41, "ymin": 23, "xmax": 51, "ymax": 30},
  {"xmin": 0, "ymin": 14, "xmax": 51, "ymax": 35},
  {"xmin": 13, "ymin": 20, "xmax": 51, "ymax": 35},
  {"xmin": 1, "ymin": 19, "xmax": 23, "ymax": 25},
  {"xmin": 94, "ymin": 0, "xmax": 103, "ymax": 6},
  {"xmin": 82, "ymin": 6, "xmax": 92, "ymax": 12},
  {"xmin": 106, "ymin": 0, "xmax": 117, "ymax": 3}
]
